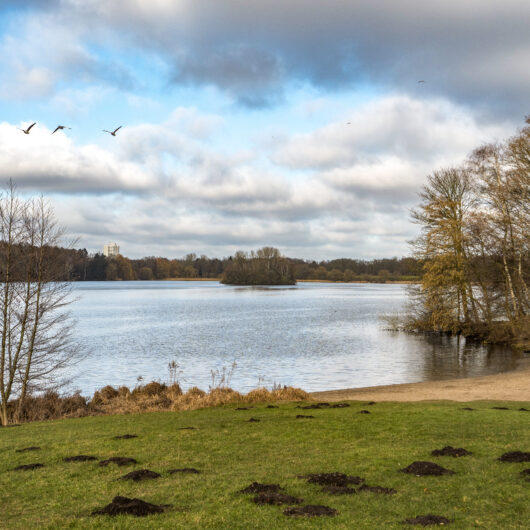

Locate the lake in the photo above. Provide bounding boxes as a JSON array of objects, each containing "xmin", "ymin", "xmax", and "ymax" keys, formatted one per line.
[{"xmin": 68, "ymin": 281, "xmax": 518, "ymax": 396}]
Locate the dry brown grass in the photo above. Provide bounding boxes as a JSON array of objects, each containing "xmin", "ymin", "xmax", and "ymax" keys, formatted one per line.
[
  {"xmin": 92, "ymin": 382, "xmax": 310, "ymax": 415},
  {"xmin": 9, "ymin": 391, "xmax": 89, "ymax": 423},
  {"xmin": 4, "ymin": 382, "xmax": 311, "ymax": 424}
]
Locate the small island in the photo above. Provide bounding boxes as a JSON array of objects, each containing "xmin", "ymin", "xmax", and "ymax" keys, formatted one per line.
[{"xmin": 221, "ymin": 247, "xmax": 296, "ymax": 285}]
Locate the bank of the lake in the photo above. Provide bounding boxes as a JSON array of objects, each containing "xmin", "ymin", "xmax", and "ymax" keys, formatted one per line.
[
  {"xmin": 162, "ymin": 278, "xmax": 418, "ymax": 284},
  {"xmin": 163, "ymin": 277, "xmax": 221, "ymax": 281},
  {"xmin": 298, "ymin": 279, "xmax": 418, "ymax": 284},
  {"xmin": 313, "ymin": 356, "xmax": 530, "ymax": 402}
]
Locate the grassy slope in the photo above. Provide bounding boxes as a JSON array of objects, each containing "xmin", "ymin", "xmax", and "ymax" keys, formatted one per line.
[{"xmin": 1, "ymin": 400, "xmax": 529, "ymax": 529}]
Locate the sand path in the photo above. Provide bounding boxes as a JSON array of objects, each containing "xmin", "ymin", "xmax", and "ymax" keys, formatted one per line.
[{"xmin": 312, "ymin": 358, "xmax": 530, "ymax": 402}]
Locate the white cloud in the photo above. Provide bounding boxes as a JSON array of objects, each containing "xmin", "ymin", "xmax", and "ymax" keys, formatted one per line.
[
  {"xmin": 0, "ymin": 11, "xmax": 134, "ymax": 102},
  {"xmin": 165, "ymin": 107, "xmax": 223, "ymax": 139},
  {"xmin": 0, "ymin": 122, "xmax": 152, "ymax": 191},
  {"xmin": 0, "ymin": 95, "xmax": 519, "ymax": 260},
  {"xmin": 50, "ymin": 86, "xmax": 112, "ymax": 117},
  {"xmin": 273, "ymin": 96, "xmax": 512, "ymax": 171},
  {"xmin": 0, "ymin": 63, "xmax": 55, "ymax": 100},
  {"xmin": 270, "ymin": 96, "xmax": 513, "ymax": 206}
]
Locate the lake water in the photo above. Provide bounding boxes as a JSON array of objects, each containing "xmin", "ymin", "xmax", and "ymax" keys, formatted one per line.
[{"xmin": 68, "ymin": 281, "xmax": 518, "ymax": 396}]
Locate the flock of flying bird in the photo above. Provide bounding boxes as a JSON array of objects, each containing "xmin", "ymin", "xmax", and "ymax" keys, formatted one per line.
[
  {"xmin": 17, "ymin": 82, "xmax": 426, "ymax": 137},
  {"xmin": 16, "ymin": 123, "xmax": 122, "ymax": 136}
]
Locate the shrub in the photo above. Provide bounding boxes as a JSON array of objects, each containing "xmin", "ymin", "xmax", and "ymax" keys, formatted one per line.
[{"xmin": 3, "ymin": 381, "xmax": 310, "ymax": 424}]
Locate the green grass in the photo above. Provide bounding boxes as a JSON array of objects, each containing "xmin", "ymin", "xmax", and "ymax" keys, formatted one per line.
[{"xmin": 1, "ymin": 400, "xmax": 529, "ymax": 529}]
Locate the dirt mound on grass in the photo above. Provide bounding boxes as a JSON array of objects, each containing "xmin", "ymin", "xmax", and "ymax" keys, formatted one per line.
[
  {"xmin": 168, "ymin": 468, "xmax": 201, "ymax": 474},
  {"xmin": 63, "ymin": 455, "xmax": 97, "ymax": 462},
  {"xmin": 240, "ymin": 482, "xmax": 283, "ymax": 494},
  {"xmin": 177, "ymin": 426, "xmax": 196, "ymax": 430},
  {"xmin": 99, "ymin": 457, "xmax": 137, "ymax": 467},
  {"xmin": 296, "ymin": 414, "xmax": 314, "ymax": 419},
  {"xmin": 358, "ymin": 484, "xmax": 397, "ymax": 494},
  {"xmin": 359, "ymin": 410, "xmax": 371, "ymax": 414},
  {"xmin": 498, "ymin": 451, "xmax": 530, "ymax": 463},
  {"xmin": 298, "ymin": 402, "xmax": 350, "ymax": 409},
  {"xmin": 519, "ymin": 407, "xmax": 529, "ymax": 411},
  {"xmin": 120, "ymin": 469, "xmax": 161, "ymax": 482},
  {"xmin": 247, "ymin": 418, "xmax": 260, "ymax": 422},
  {"xmin": 266, "ymin": 405, "xmax": 278, "ymax": 408},
  {"xmin": 299, "ymin": 402, "xmax": 330, "ymax": 409},
  {"xmin": 302, "ymin": 472, "xmax": 364, "ymax": 487},
  {"xmin": 403, "ymin": 514, "xmax": 451, "ymax": 525},
  {"xmin": 520, "ymin": 469, "xmax": 530, "ymax": 476},
  {"xmin": 15, "ymin": 446, "xmax": 40, "ymax": 453},
  {"xmin": 400, "ymin": 462, "xmax": 454, "ymax": 476},
  {"xmin": 236, "ymin": 407, "xmax": 251, "ymax": 410},
  {"xmin": 92, "ymin": 496, "xmax": 168, "ymax": 517},
  {"xmin": 492, "ymin": 406, "xmax": 509, "ymax": 410},
  {"xmin": 460, "ymin": 407, "xmax": 474, "ymax": 411},
  {"xmin": 284, "ymin": 505, "xmax": 337, "ymax": 517},
  {"xmin": 431, "ymin": 446, "xmax": 472, "ymax": 457},
  {"xmin": 14, "ymin": 463, "xmax": 43, "ymax": 471},
  {"xmin": 113, "ymin": 434, "xmax": 137, "ymax": 439},
  {"xmin": 321, "ymin": 485, "xmax": 356, "ymax": 495},
  {"xmin": 253, "ymin": 492, "xmax": 303, "ymax": 505}
]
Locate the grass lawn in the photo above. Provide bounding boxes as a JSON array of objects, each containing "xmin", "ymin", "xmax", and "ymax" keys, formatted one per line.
[{"xmin": 1, "ymin": 400, "xmax": 529, "ymax": 529}]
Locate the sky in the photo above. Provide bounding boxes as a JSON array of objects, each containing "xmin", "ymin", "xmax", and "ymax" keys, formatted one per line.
[{"xmin": 0, "ymin": 0, "xmax": 528, "ymax": 260}]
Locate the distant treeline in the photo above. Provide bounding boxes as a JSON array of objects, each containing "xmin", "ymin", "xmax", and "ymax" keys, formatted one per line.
[{"xmin": 31, "ymin": 246, "xmax": 422, "ymax": 283}]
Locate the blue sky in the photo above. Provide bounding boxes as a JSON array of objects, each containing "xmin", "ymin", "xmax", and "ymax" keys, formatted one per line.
[{"xmin": 0, "ymin": 0, "xmax": 527, "ymax": 259}]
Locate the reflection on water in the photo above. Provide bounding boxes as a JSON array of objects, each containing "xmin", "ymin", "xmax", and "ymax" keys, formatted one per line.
[{"xmin": 66, "ymin": 281, "xmax": 518, "ymax": 395}]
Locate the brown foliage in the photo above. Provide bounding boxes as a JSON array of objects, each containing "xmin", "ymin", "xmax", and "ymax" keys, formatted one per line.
[
  {"xmin": 408, "ymin": 116, "xmax": 530, "ymax": 347},
  {"xmin": 9, "ymin": 391, "xmax": 88, "ymax": 423},
  {"xmin": 131, "ymin": 381, "xmax": 167, "ymax": 397},
  {"xmin": 2, "ymin": 382, "xmax": 310, "ymax": 424},
  {"xmin": 93, "ymin": 385, "xmax": 119, "ymax": 404}
]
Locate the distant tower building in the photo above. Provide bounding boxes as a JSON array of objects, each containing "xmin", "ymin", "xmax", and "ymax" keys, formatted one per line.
[{"xmin": 103, "ymin": 242, "xmax": 120, "ymax": 257}]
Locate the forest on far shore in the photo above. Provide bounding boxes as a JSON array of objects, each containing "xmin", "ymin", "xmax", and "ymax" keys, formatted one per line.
[{"xmin": 33, "ymin": 246, "xmax": 422, "ymax": 283}]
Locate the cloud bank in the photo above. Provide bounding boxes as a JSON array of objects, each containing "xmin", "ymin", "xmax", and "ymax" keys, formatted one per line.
[
  {"xmin": 3, "ymin": 0, "xmax": 528, "ymax": 115},
  {"xmin": 0, "ymin": 1, "xmax": 525, "ymax": 258},
  {"xmin": 0, "ymin": 95, "xmax": 514, "ymax": 258}
]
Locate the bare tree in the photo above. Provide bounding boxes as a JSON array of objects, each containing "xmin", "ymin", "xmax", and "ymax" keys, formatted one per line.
[{"xmin": 0, "ymin": 182, "xmax": 78, "ymax": 425}]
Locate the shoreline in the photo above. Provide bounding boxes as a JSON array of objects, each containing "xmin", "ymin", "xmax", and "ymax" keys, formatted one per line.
[
  {"xmin": 311, "ymin": 356, "xmax": 530, "ymax": 402},
  {"xmin": 162, "ymin": 278, "xmax": 418, "ymax": 284},
  {"xmin": 297, "ymin": 279, "xmax": 418, "ymax": 284}
]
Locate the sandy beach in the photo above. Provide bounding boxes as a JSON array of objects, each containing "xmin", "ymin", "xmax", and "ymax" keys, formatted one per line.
[{"xmin": 312, "ymin": 356, "xmax": 530, "ymax": 402}]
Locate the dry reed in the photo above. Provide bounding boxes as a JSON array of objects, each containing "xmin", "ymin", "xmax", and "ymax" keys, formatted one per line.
[{"xmin": 4, "ymin": 382, "xmax": 311, "ymax": 425}]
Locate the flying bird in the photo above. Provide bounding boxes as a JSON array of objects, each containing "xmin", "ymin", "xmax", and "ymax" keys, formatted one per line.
[
  {"xmin": 17, "ymin": 122, "xmax": 36, "ymax": 135},
  {"xmin": 103, "ymin": 126, "xmax": 122, "ymax": 136},
  {"xmin": 417, "ymin": 80, "xmax": 425, "ymax": 83},
  {"xmin": 52, "ymin": 125, "xmax": 71, "ymax": 135}
]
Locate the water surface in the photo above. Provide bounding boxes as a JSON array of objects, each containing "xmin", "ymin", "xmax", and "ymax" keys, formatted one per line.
[{"xmin": 68, "ymin": 281, "xmax": 517, "ymax": 395}]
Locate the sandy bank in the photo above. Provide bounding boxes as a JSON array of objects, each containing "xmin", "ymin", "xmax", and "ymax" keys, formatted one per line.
[{"xmin": 312, "ymin": 357, "xmax": 530, "ymax": 402}]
